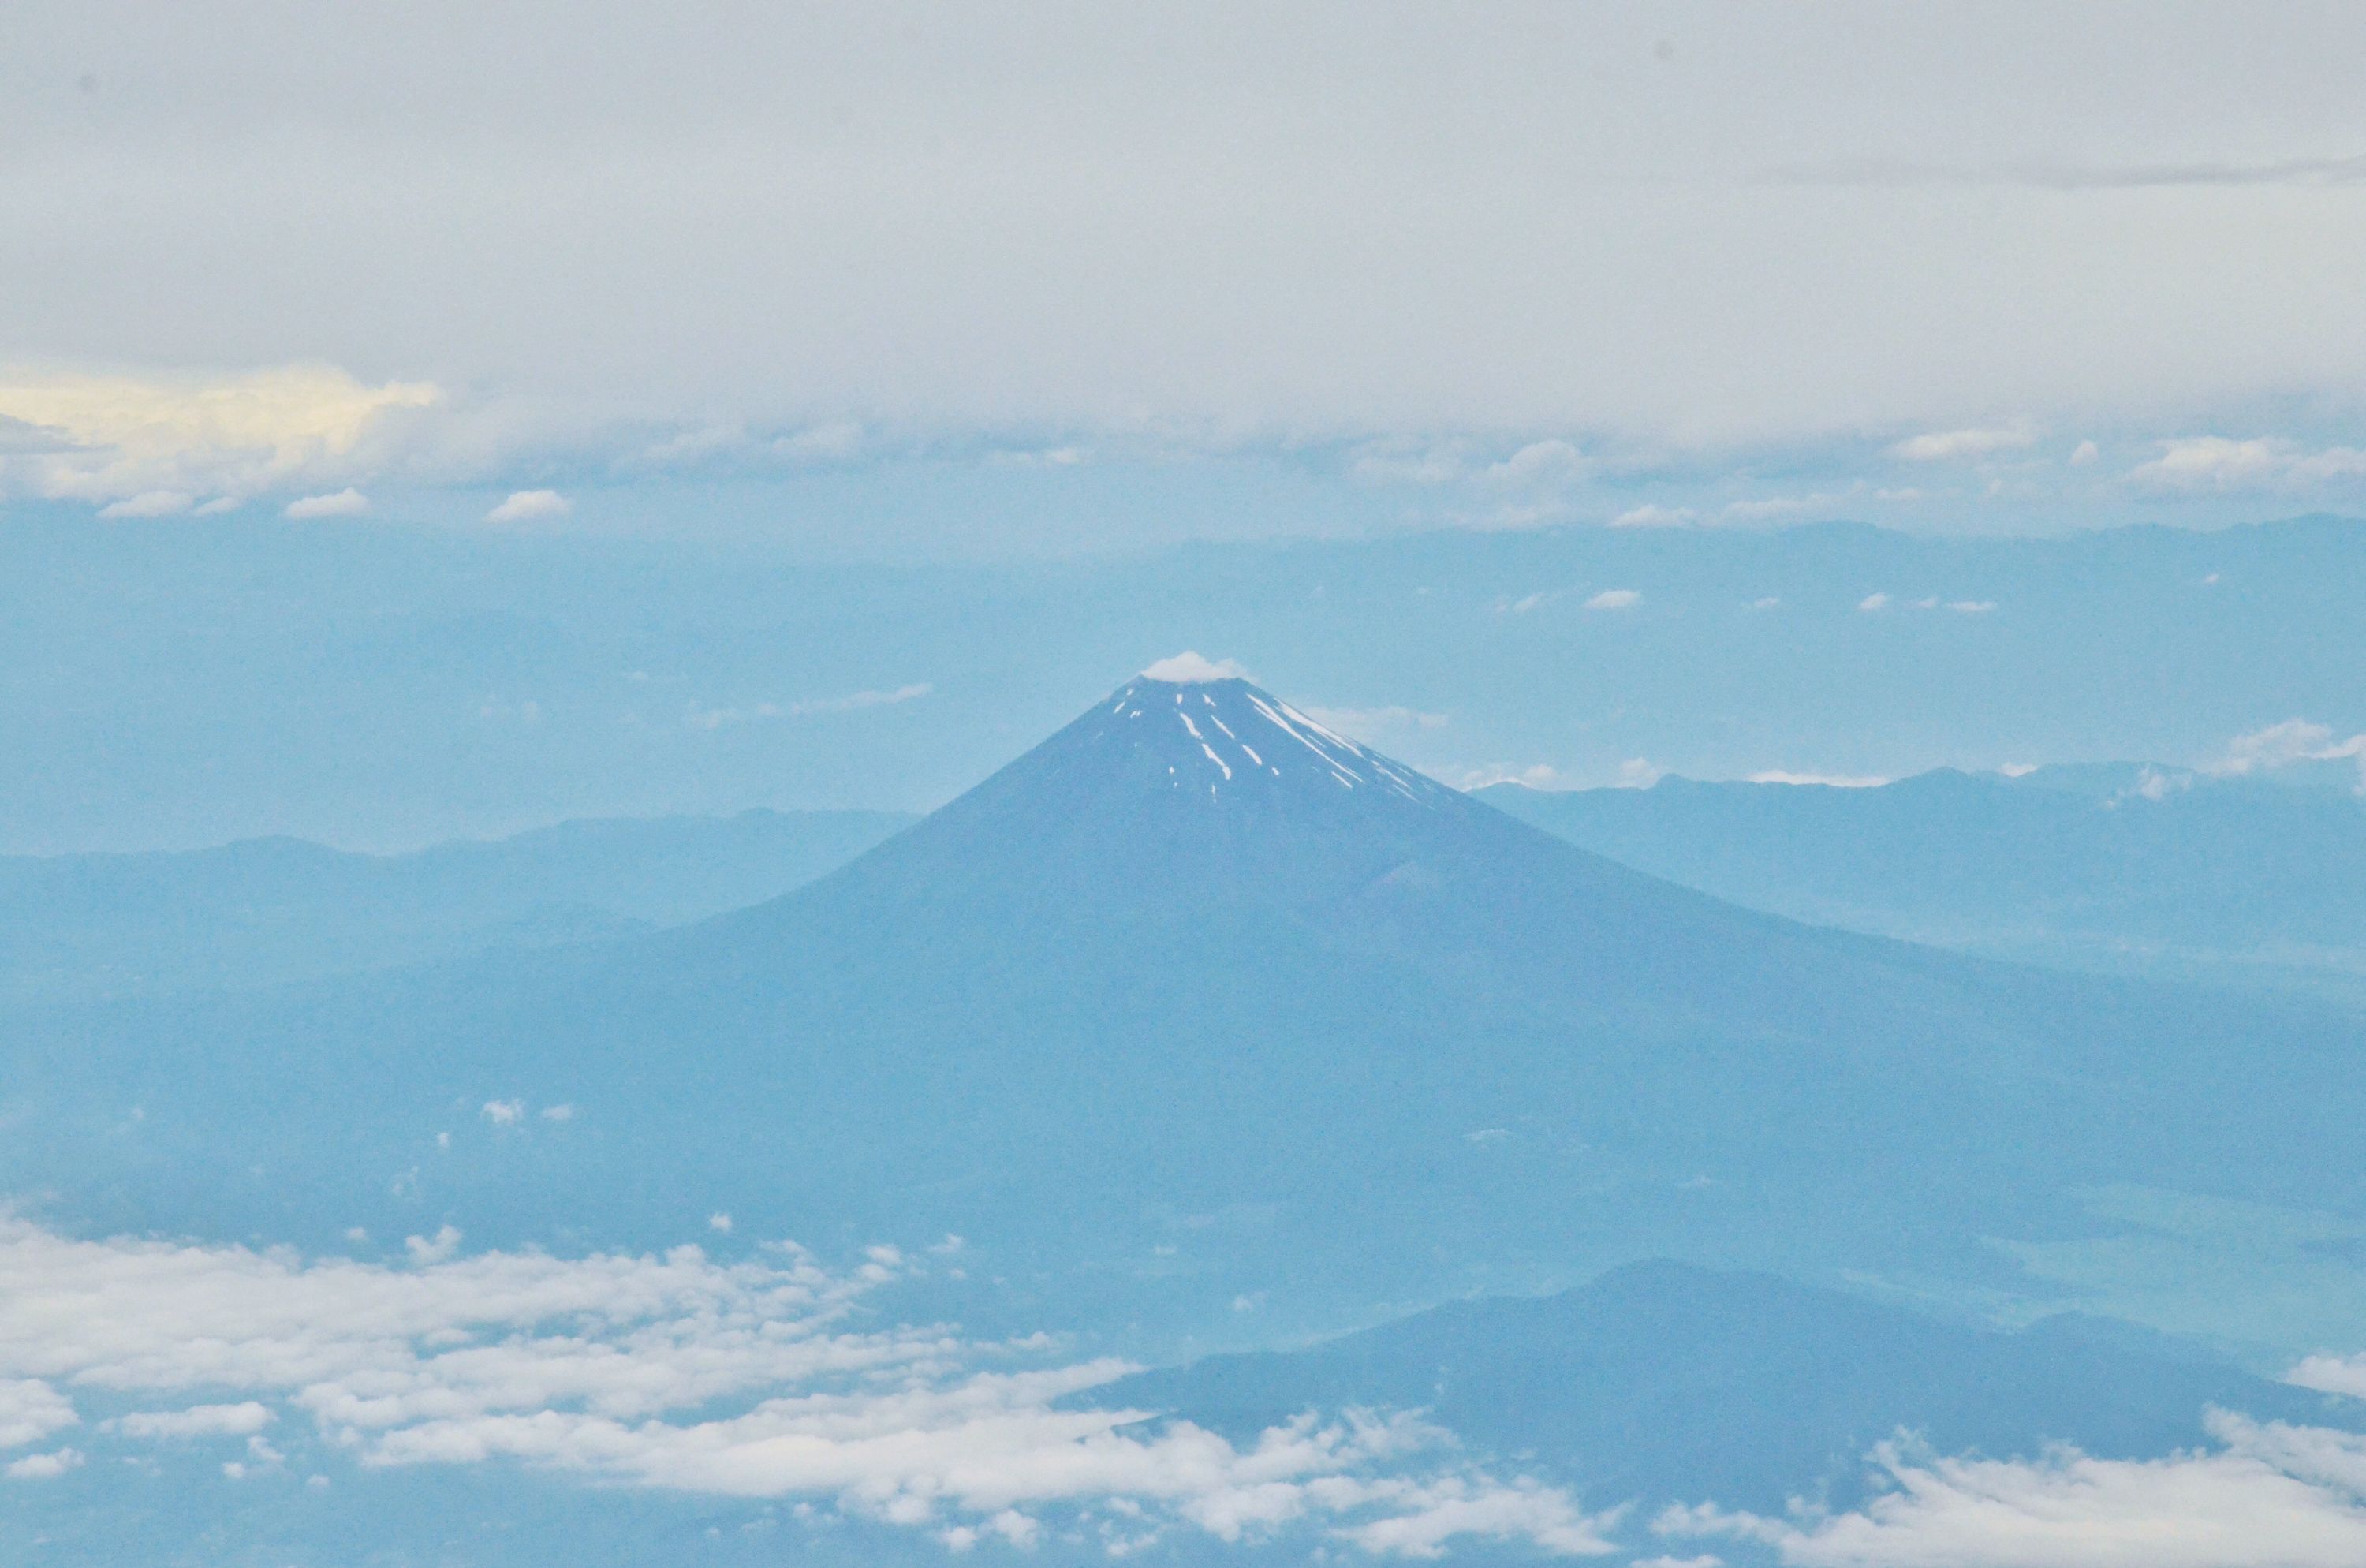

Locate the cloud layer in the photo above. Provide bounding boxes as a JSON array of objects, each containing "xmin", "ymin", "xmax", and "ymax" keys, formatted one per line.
[{"xmin": 0, "ymin": 1215, "xmax": 1612, "ymax": 1557}]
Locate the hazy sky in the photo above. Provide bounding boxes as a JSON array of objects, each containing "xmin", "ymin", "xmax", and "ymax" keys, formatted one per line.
[{"xmin": 4, "ymin": 3, "xmax": 2366, "ymax": 548}]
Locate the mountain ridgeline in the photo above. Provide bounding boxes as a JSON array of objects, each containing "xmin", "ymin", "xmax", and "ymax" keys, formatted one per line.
[{"xmin": 9, "ymin": 670, "xmax": 2364, "ymax": 1345}]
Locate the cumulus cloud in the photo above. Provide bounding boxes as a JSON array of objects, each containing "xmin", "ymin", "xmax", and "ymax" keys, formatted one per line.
[
  {"xmin": 1890, "ymin": 423, "xmax": 2038, "ymax": 461},
  {"xmin": 0, "ymin": 1215, "xmax": 1611, "ymax": 1558},
  {"xmin": 1583, "ymin": 588, "xmax": 1641, "ymax": 611},
  {"xmin": 1659, "ymin": 1414, "xmax": 2366, "ymax": 1568},
  {"xmin": 1857, "ymin": 592, "xmax": 1890, "ymax": 611},
  {"xmin": 0, "ymin": 1379, "xmax": 78, "ymax": 1450},
  {"xmin": 1142, "ymin": 652, "xmax": 1248, "ymax": 684},
  {"xmin": 5, "ymin": 1447, "xmax": 84, "ymax": 1480},
  {"xmin": 1610, "ymin": 504, "xmax": 1694, "ymax": 528},
  {"xmin": 1485, "ymin": 439, "xmax": 1591, "ymax": 488},
  {"xmin": 2209, "ymin": 719, "xmax": 2366, "ymax": 787},
  {"xmin": 486, "ymin": 488, "xmax": 570, "ymax": 522},
  {"xmin": 0, "ymin": 364, "xmax": 438, "ymax": 508},
  {"xmin": 284, "ymin": 487, "xmax": 370, "ymax": 518},
  {"xmin": 2126, "ymin": 437, "xmax": 2366, "ymax": 494}
]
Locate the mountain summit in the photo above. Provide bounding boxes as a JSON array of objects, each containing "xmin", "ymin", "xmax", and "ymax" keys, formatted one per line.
[{"xmin": 1063, "ymin": 668, "xmax": 1453, "ymax": 811}]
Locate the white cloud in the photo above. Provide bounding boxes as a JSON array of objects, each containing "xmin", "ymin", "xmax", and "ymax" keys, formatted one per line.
[
  {"xmin": 107, "ymin": 1402, "xmax": 273, "ymax": 1440},
  {"xmin": 481, "ymin": 1099, "xmax": 524, "ymax": 1126},
  {"xmin": 402, "ymin": 1224, "xmax": 462, "ymax": 1264},
  {"xmin": 2069, "ymin": 439, "xmax": 2100, "ymax": 465},
  {"xmin": 284, "ymin": 487, "xmax": 370, "ymax": 518},
  {"xmin": 1947, "ymin": 599, "xmax": 1997, "ymax": 614},
  {"xmin": 1723, "ymin": 493, "xmax": 1842, "ymax": 522},
  {"xmin": 1617, "ymin": 758, "xmax": 1663, "ymax": 788},
  {"xmin": 1752, "ymin": 596, "xmax": 1782, "ymax": 610},
  {"xmin": 708, "ymin": 1213, "xmax": 734, "ymax": 1234},
  {"xmin": 539, "ymin": 1103, "xmax": 576, "ymax": 1122},
  {"xmin": 1485, "ymin": 439, "xmax": 1591, "ymax": 488},
  {"xmin": 1858, "ymin": 592, "xmax": 1891, "ymax": 611},
  {"xmin": 5, "ymin": 1447, "xmax": 83, "ymax": 1480},
  {"xmin": 2209, "ymin": 719, "xmax": 2366, "ymax": 786},
  {"xmin": 1142, "ymin": 652, "xmax": 1248, "ymax": 684},
  {"xmin": 1660, "ymin": 1415, "xmax": 2366, "ymax": 1568},
  {"xmin": 1610, "ymin": 503, "xmax": 1694, "ymax": 528},
  {"xmin": 0, "ymin": 1379, "xmax": 77, "ymax": 1450},
  {"xmin": 1299, "ymin": 706, "xmax": 1448, "ymax": 741},
  {"xmin": 96, "ymin": 488, "xmax": 192, "ymax": 518},
  {"xmin": 2125, "ymin": 437, "xmax": 2366, "ymax": 494},
  {"xmin": 485, "ymin": 487, "xmax": 570, "ymax": 523},
  {"xmin": 774, "ymin": 421, "xmax": 866, "ymax": 462},
  {"xmin": 17, "ymin": 10, "xmax": 2366, "ymax": 487},
  {"xmin": 1748, "ymin": 771, "xmax": 1892, "ymax": 788},
  {"xmin": 685, "ymin": 683, "xmax": 934, "ymax": 730},
  {"xmin": 1582, "ymin": 588, "xmax": 1641, "ymax": 611},
  {"xmin": 0, "ymin": 1215, "xmax": 1612, "ymax": 1558},
  {"xmin": 0, "ymin": 364, "xmax": 438, "ymax": 507},
  {"xmin": 1890, "ymin": 423, "xmax": 2038, "ymax": 461},
  {"xmin": 1457, "ymin": 763, "xmax": 1564, "ymax": 791}
]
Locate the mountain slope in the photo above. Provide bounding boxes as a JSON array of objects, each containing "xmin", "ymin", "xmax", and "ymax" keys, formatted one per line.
[{"xmin": 9, "ymin": 670, "xmax": 2364, "ymax": 1348}]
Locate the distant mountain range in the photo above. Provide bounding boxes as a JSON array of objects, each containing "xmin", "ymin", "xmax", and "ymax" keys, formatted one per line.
[
  {"xmin": 1103, "ymin": 1256, "xmax": 2364, "ymax": 1516},
  {"xmin": 1480, "ymin": 759, "xmax": 2366, "ymax": 1002},
  {"xmin": 0, "ymin": 808, "xmax": 910, "ymax": 1000},
  {"xmin": 10, "ymin": 671, "xmax": 2362, "ymax": 1363}
]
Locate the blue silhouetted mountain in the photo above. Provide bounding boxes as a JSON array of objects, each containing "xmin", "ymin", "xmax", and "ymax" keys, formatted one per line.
[
  {"xmin": 0, "ymin": 808, "xmax": 912, "ymax": 1000},
  {"xmin": 1477, "ymin": 763, "xmax": 2366, "ymax": 1002},
  {"xmin": 11, "ymin": 670, "xmax": 2366, "ymax": 1353},
  {"xmin": 1100, "ymin": 1258, "xmax": 2365, "ymax": 1514}
]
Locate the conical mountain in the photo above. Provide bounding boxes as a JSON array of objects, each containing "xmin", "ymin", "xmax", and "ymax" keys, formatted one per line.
[{"xmin": 14, "ymin": 663, "xmax": 2361, "ymax": 1337}]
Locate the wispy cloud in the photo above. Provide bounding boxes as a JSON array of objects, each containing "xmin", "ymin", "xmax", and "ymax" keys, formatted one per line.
[
  {"xmin": 686, "ymin": 683, "xmax": 933, "ymax": 731},
  {"xmin": 284, "ymin": 487, "xmax": 370, "ymax": 519},
  {"xmin": 1890, "ymin": 422, "xmax": 2037, "ymax": 461},
  {"xmin": 2209, "ymin": 719, "xmax": 2366, "ymax": 787},
  {"xmin": 1748, "ymin": 770, "xmax": 1890, "ymax": 788},
  {"xmin": 1583, "ymin": 588, "xmax": 1642, "ymax": 611},
  {"xmin": 1300, "ymin": 706, "xmax": 1448, "ymax": 741}
]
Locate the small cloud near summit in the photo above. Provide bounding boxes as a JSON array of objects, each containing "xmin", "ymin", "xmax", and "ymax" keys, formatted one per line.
[{"xmin": 1141, "ymin": 652, "xmax": 1248, "ymax": 683}]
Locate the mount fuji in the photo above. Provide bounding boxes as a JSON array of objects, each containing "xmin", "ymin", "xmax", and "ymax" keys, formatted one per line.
[{"xmin": 9, "ymin": 660, "xmax": 2363, "ymax": 1342}]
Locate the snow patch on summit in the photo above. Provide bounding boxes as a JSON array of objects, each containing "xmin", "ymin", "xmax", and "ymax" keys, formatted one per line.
[
  {"xmin": 1100, "ymin": 672, "xmax": 1454, "ymax": 808},
  {"xmin": 1141, "ymin": 652, "xmax": 1247, "ymax": 683}
]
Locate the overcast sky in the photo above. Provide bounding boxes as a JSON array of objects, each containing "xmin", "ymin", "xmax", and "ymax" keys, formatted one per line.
[{"xmin": 3, "ymin": 2, "xmax": 2366, "ymax": 544}]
